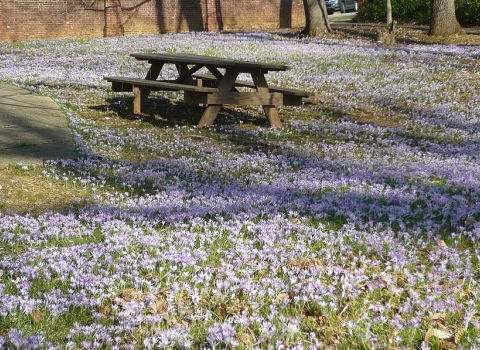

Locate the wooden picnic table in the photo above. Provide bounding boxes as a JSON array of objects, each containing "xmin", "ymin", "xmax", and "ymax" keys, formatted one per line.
[{"xmin": 104, "ymin": 53, "xmax": 313, "ymax": 128}]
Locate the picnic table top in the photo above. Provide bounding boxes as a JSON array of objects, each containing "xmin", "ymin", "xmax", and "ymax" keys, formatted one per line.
[{"xmin": 130, "ymin": 52, "xmax": 289, "ymax": 72}]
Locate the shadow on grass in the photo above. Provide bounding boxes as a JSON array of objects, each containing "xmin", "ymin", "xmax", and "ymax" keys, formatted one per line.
[
  {"xmin": 95, "ymin": 95, "xmax": 272, "ymax": 128},
  {"xmin": 58, "ymin": 96, "xmax": 478, "ymax": 241},
  {"xmin": 7, "ymin": 81, "xmax": 475, "ymax": 240}
]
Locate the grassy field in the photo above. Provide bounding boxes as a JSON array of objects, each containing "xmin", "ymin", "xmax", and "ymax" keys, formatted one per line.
[{"xmin": 0, "ymin": 30, "xmax": 479, "ymax": 349}]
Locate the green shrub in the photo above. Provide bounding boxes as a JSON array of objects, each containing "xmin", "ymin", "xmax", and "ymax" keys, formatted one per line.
[
  {"xmin": 456, "ymin": 0, "xmax": 480, "ymax": 26},
  {"xmin": 355, "ymin": 0, "xmax": 480, "ymax": 27},
  {"xmin": 354, "ymin": 0, "xmax": 391, "ymax": 23}
]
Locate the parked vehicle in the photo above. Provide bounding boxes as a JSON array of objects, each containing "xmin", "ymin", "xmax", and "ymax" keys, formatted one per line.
[{"xmin": 325, "ymin": 0, "xmax": 358, "ymax": 14}]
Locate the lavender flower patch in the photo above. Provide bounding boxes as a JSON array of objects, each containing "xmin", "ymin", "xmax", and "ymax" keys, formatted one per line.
[{"xmin": 0, "ymin": 32, "xmax": 479, "ymax": 349}]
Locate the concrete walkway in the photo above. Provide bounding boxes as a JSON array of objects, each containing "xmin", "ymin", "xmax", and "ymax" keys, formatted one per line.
[{"xmin": 0, "ymin": 83, "xmax": 77, "ymax": 167}]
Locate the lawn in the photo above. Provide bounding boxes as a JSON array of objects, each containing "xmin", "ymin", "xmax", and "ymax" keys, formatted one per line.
[{"xmin": 0, "ymin": 31, "xmax": 479, "ymax": 349}]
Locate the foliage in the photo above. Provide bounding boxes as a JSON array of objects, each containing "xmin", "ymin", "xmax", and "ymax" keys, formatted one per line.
[
  {"xmin": 456, "ymin": 0, "xmax": 480, "ymax": 27},
  {"xmin": 355, "ymin": 0, "xmax": 480, "ymax": 26},
  {"xmin": 355, "ymin": 0, "xmax": 430, "ymax": 24}
]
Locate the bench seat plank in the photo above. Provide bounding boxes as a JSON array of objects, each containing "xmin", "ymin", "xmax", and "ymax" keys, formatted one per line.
[
  {"xmin": 104, "ymin": 76, "xmax": 218, "ymax": 114},
  {"xmin": 208, "ymin": 92, "xmax": 284, "ymax": 105},
  {"xmin": 193, "ymin": 73, "xmax": 314, "ymax": 97},
  {"xmin": 104, "ymin": 76, "xmax": 217, "ymax": 93}
]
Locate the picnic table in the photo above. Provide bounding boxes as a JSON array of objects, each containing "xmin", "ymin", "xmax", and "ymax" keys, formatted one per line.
[{"xmin": 104, "ymin": 53, "xmax": 313, "ymax": 128}]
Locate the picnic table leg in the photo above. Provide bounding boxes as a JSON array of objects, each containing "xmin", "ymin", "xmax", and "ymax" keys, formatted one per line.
[
  {"xmin": 145, "ymin": 63, "xmax": 163, "ymax": 80},
  {"xmin": 198, "ymin": 70, "xmax": 239, "ymax": 127},
  {"xmin": 132, "ymin": 86, "xmax": 151, "ymax": 114},
  {"xmin": 132, "ymin": 86, "xmax": 142, "ymax": 114},
  {"xmin": 251, "ymin": 72, "xmax": 282, "ymax": 128},
  {"xmin": 176, "ymin": 63, "xmax": 201, "ymax": 84},
  {"xmin": 135, "ymin": 63, "xmax": 164, "ymax": 112}
]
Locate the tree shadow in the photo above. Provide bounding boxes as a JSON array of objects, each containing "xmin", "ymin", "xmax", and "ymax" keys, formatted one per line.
[
  {"xmin": 79, "ymin": 95, "xmax": 480, "ymax": 240},
  {"xmin": 356, "ymin": 95, "xmax": 480, "ymax": 159},
  {"xmin": 178, "ymin": 0, "xmax": 204, "ymax": 32},
  {"xmin": 96, "ymin": 94, "xmax": 270, "ymax": 128},
  {"xmin": 7, "ymin": 78, "xmax": 475, "ymax": 239},
  {"xmin": 215, "ymin": 0, "xmax": 224, "ymax": 31},
  {"xmin": 155, "ymin": 0, "xmax": 166, "ymax": 34},
  {"xmin": 206, "ymin": 0, "xmax": 225, "ymax": 31},
  {"xmin": 60, "ymin": 119, "xmax": 478, "ymax": 240},
  {"xmin": 280, "ymin": 0, "xmax": 293, "ymax": 28}
]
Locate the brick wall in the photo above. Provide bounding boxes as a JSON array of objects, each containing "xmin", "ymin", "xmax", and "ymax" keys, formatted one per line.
[
  {"xmin": 0, "ymin": 0, "xmax": 306, "ymax": 42},
  {"xmin": 1, "ymin": 0, "xmax": 106, "ymax": 41}
]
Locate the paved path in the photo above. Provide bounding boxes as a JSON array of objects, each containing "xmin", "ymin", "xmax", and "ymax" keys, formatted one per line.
[{"xmin": 0, "ymin": 83, "xmax": 77, "ymax": 167}]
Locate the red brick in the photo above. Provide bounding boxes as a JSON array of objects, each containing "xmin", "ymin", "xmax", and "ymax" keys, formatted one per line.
[{"xmin": 0, "ymin": 0, "xmax": 305, "ymax": 42}]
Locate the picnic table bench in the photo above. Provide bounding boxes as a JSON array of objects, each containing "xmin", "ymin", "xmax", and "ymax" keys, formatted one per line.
[
  {"xmin": 192, "ymin": 73, "xmax": 313, "ymax": 106},
  {"xmin": 104, "ymin": 76, "xmax": 218, "ymax": 113},
  {"xmin": 104, "ymin": 53, "xmax": 314, "ymax": 128}
]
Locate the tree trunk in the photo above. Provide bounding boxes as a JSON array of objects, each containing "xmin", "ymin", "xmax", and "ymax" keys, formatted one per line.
[
  {"xmin": 303, "ymin": 0, "xmax": 332, "ymax": 36},
  {"xmin": 376, "ymin": 0, "xmax": 395, "ymax": 46},
  {"xmin": 386, "ymin": 0, "xmax": 392, "ymax": 27},
  {"xmin": 430, "ymin": 0, "xmax": 465, "ymax": 36}
]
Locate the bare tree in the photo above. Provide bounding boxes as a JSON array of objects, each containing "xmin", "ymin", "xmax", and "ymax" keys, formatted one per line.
[
  {"xmin": 303, "ymin": 0, "xmax": 332, "ymax": 36},
  {"xmin": 430, "ymin": 0, "xmax": 465, "ymax": 36}
]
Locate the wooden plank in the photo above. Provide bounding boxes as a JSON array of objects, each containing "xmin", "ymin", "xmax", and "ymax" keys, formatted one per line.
[
  {"xmin": 104, "ymin": 76, "xmax": 217, "ymax": 93},
  {"xmin": 251, "ymin": 72, "xmax": 282, "ymax": 128},
  {"xmin": 198, "ymin": 69, "xmax": 239, "ymax": 127},
  {"xmin": 197, "ymin": 105, "xmax": 222, "ymax": 127},
  {"xmin": 130, "ymin": 53, "xmax": 289, "ymax": 72},
  {"xmin": 132, "ymin": 86, "xmax": 141, "ymax": 114},
  {"xmin": 111, "ymin": 81, "xmax": 132, "ymax": 92},
  {"xmin": 207, "ymin": 92, "xmax": 284, "ymax": 105},
  {"xmin": 175, "ymin": 63, "xmax": 202, "ymax": 84},
  {"xmin": 184, "ymin": 91, "xmax": 209, "ymax": 105},
  {"xmin": 145, "ymin": 63, "xmax": 163, "ymax": 80},
  {"xmin": 283, "ymin": 94, "xmax": 303, "ymax": 106},
  {"xmin": 193, "ymin": 73, "xmax": 314, "ymax": 97},
  {"xmin": 195, "ymin": 78, "xmax": 217, "ymax": 89}
]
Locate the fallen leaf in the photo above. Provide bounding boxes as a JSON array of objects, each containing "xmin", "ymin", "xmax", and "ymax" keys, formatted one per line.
[
  {"xmin": 429, "ymin": 312, "xmax": 446, "ymax": 321},
  {"xmin": 226, "ymin": 303, "xmax": 247, "ymax": 315},
  {"xmin": 424, "ymin": 328, "xmax": 433, "ymax": 342},
  {"xmin": 150, "ymin": 296, "xmax": 167, "ymax": 314},
  {"xmin": 217, "ymin": 304, "xmax": 227, "ymax": 319},
  {"xmin": 437, "ymin": 240, "xmax": 448, "ymax": 249},
  {"xmin": 120, "ymin": 288, "xmax": 146, "ymax": 303},
  {"xmin": 393, "ymin": 273, "xmax": 403, "ymax": 286},
  {"xmin": 454, "ymin": 328, "xmax": 465, "ymax": 344},
  {"xmin": 425, "ymin": 328, "xmax": 454, "ymax": 341},
  {"xmin": 31, "ymin": 309, "xmax": 43, "ymax": 323},
  {"xmin": 99, "ymin": 304, "xmax": 112, "ymax": 316},
  {"xmin": 121, "ymin": 288, "xmax": 138, "ymax": 301},
  {"xmin": 287, "ymin": 257, "xmax": 323, "ymax": 269},
  {"xmin": 235, "ymin": 332, "xmax": 254, "ymax": 346},
  {"xmin": 288, "ymin": 289, "xmax": 295, "ymax": 299},
  {"xmin": 275, "ymin": 293, "xmax": 290, "ymax": 304}
]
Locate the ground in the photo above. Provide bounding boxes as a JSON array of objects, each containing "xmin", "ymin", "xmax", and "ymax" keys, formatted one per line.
[{"xmin": 304, "ymin": 23, "xmax": 480, "ymax": 45}]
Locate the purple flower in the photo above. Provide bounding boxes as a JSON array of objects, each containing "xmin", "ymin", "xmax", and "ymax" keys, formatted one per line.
[{"xmin": 207, "ymin": 322, "xmax": 238, "ymax": 348}]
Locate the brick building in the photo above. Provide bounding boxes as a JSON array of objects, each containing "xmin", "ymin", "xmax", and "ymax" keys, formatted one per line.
[{"xmin": 0, "ymin": 0, "xmax": 306, "ymax": 42}]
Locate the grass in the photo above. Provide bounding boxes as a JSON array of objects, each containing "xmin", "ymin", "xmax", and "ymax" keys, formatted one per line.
[
  {"xmin": 0, "ymin": 165, "xmax": 90, "ymax": 216},
  {"xmin": 0, "ymin": 28, "xmax": 479, "ymax": 349}
]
